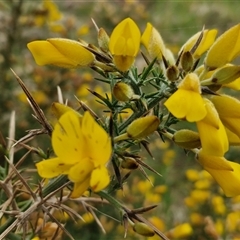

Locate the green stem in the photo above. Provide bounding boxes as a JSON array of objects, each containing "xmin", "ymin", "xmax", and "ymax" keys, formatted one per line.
[{"xmin": 97, "ymin": 191, "xmax": 125, "ymax": 211}]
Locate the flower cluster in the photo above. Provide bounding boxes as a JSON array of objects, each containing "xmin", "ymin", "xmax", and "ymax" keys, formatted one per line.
[
  {"xmin": 25, "ymin": 16, "xmax": 240, "ymax": 239},
  {"xmin": 28, "ymin": 18, "xmax": 240, "ymax": 198}
]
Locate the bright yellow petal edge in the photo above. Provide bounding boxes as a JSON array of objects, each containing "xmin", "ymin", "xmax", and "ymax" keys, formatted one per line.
[{"xmin": 27, "ymin": 38, "xmax": 95, "ymax": 68}]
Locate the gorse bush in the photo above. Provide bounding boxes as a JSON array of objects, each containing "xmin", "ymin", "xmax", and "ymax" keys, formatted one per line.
[{"xmin": 1, "ymin": 1, "xmax": 240, "ymax": 240}]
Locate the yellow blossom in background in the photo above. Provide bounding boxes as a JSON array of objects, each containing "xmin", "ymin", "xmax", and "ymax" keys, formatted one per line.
[
  {"xmin": 194, "ymin": 179, "xmax": 211, "ymax": 190},
  {"xmin": 215, "ymin": 219, "xmax": 224, "ymax": 236},
  {"xmin": 33, "ymin": 0, "xmax": 62, "ymax": 27},
  {"xmin": 164, "ymin": 73, "xmax": 207, "ymax": 122},
  {"xmin": 48, "ymin": 23, "xmax": 66, "ymax": 34},
  {"xmin": 167, "ymin": 223, "xmax": 193, "ymax": 239},
  {"xmin": 149, "ymin": 217, "xmax": 165, "ymax": 232},
  {"xmin": 109, "ymin": 18, "xmax": 141, "ymax": 71},
  {"xmin": 196, "ymin": 98, "xmax": 228, "ymax": 156},
  {"xmin": 27, "ymin": 38, "xmax": 95, "ymax": 68},
  {"xmin": 226, "ymin": 211, "xmax": 240, "ymax": 232},
  {"xmin": 211, "ymin": 196, "xmax": 226, "ymax": 215},
  {"xmin": 185, "ymin": 169, "xmax": 200, "ymax": 182},
  {"xmin": 43, "ymin": 0, "xmax": 62, "ymax": 22},
  {"xmin": 162, "ymin": 149, "xmax": 175, "ymax": 166},
  {"xmin": 190, "ymin": 213, "xmax": 204, "ymax": 226},
  {"xmin": 81, "ymin": 212, "xmax": 94, "ymax": 224},
  {"xmin": 77, "ymin": 25, "xmax": 90, "ymax": 36},
  {"xmin": 205, "ymin": 24, "xmax": 240, "ymax": 70},
  {"xmin": 141, "ymin": 22, "xmax": 166, "ymax": 60},
  {"xmin": 18, "ymin": 91, "xmax": 48, "ymax": 105},
  {"xmin": 36, "ymin": 111, "xmax": 111, "ymax": 198},
  {"xmin": 190, "ymin": 189, "xmax": 210, "ymax": 203}
]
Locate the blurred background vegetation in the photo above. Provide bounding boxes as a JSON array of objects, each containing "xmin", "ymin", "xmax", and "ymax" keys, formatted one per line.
[{"xmin": 1, "ymin": 0, "xmax": 240, "ymax": 239}]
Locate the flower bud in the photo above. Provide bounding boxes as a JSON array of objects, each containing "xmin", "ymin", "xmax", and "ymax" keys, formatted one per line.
[
  {"xmin": 173, "ymin": 129, "xmax": 201, "ymax": 149},
  {"xmin": 166, "ymin": 65, "xmax": 179, "ymax": 82},
  {"xmin": 121, "ymin": 157, "xmax": 139, "ymax": 169},
  {"xmin": 127, "ymin": 116, "xmax": 160, "ymax": 139},
  {"xmin": 133, "ymin": 222, "xmax": 155, "ymax": 237},
  {"xmin": 51, "ymin": 102, "xmax": 81, "ymax": 120},
  {"xmin": 113, "ymin": 82, "xmax": 134, "ymax": 102},
  {"xmin": 98, "ymin": 27, "xmax": 110, "ymax": 52},
  {"xmin": 201, "ymin": 65, "xmax": 240, "ymax": 86},
  {"xmin": 181, "ymin": 51, "xmax": 193, "ymax": 72},
  {"xmin": 141, "ymin": 22, "xmax": 166, "ymax": 60}
]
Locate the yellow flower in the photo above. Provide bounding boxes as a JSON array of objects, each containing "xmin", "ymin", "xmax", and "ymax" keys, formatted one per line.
[
  {"xmin": 43, "ymin": 0, "xmax": 62, "ymax": 22},
  {"xmin": 197, "ymin": 150, "xmax": 240, "ymax": 197},
  {"xmin": 167, "ymin": 223, "xmax": 193, "ymax": 239},
  {"xmin": 196, "ymin": 98, "xmax": 228, "ymax": 156},
  {"xmin": 205, "ymin": 24, "xmax": 240, "ymax": 70},
  {"xmin": 141, "ymin": 22, "xmax": 166, "ymax": 60},
  {"xmin": 211, "ymin": 94, "xmax": 240, "ymax": 139},
  {"xmin": 164, "ymin": 73, "xmax": 207, "ymax": 122},
  {"xmin": 181, "ymin": 29, "xmax": 217, "ymax": 59},
  {"xmin": 36, "ymin": 111, "xmax": 112, "ymax": 198},
  {"xmin": 109, "ymin": 18, "xmax": 141, "ymax": 71},
  {"xmin": 27, "ymin": 38, "xmax": 95, "ymax": 68}
]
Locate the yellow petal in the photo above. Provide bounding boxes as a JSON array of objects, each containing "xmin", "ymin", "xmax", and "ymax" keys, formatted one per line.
[
  {"xmin": 36, "ymin": 157, "xmax": 71, "ymax": 178},
  {"xmin": 113, "ymin": 55, "xmax": 135, "ymax": 72},
  {"xmin": 51, "ymin": 102, "xmax": 82, "ymax": 120},
  {"xmin": 178, "ymin": 73, "xmax": 201, "ymax": 92},
  {"xmin": 70, "ymin": 177, "xmax": 91, "ymax": 198},
  {"xmin": 81, "ymin": 111, "xmax": 112, "ymax": 167},
  {"xmin": 52, "ymin": 111, "xmax": 84, "ymax": 164},
  {"xmin": 211, "ymin": 94, "xmax": 240, "ymax": 118},
  {"xmin": 196, "ymin": 98, "xmax": 228, "ymax": 156},
  {"xmin": 109, "ymin": 18, "xmax": 140, "ymax": 57},
  {"xmin": 27, "ymin": 41, "xmax": 76, "ymax": 67},
  {"xmin": 164, "ymin": 89, "xmax": 206, "ymax": 122},
  {"xmin": 205, "ymin": 24, "xmax": 240, "ymax": 70},
  {"xmin": 181, "ymin": 29, "xmax": 217, "ymax": 59},
  {"xmin": 196, "ymin": 120, "xmax": 228, "ymax": 156},
  {"xmin": 47, "ymin": 38, "xmax": 95, "ymax": 66},
  {"xmin": 205, "ymin": 161, "xmax": 240, "ymax": 197},
  {"xmin": 225, "ymin": 127, "xmax": 240, "ymax": 146},
  {"xmin": 224, "ymin": 77, "xmax": 240, "ymax": 90},
  {"xmin": 200, "ymin": 98, "xmax": 219, "ymax": 128},
  {"xmin": 197, "ymin": 150, "xmax": 233, "ymax": 171},
  {"xmin": 27, "ymin": 38, "xmax": 95, "ymax": 68},
  {"xmin": 220, "ymin": 117, "xmax": 240, "ymax": 139},
  {"xmin": 90, "ymin": 167, "xmax": 110, "ymax": 192},
  {"xmin": 68, "ymin": 159, "xmax": 93, "ymax": 183}
]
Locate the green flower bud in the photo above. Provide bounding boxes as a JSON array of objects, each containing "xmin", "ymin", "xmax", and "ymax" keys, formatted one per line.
[
  {"xmin": 98, "ymin": 28, "xmax": 110, "ymax": 52},
  {"xmin": 181, "ymin": 51, "xmax": 193, "ymax": 72},
  {"xmin": 173, "ymin": 129, "xmax": 201, "ymax": 149},
  {"xmin": 127, "ymin": 116, "xmax": 160, "ymax": 139},
  {"xmin": 166, "ymin": 65, "xmax": 179, "ymax": 82},
  {"xmin": 113, "ymin": 82, "xmax": 134, "ymax": 102},
  {"xmin": 133, "ymin": 222, "xmax": 155, "ymax": 237},
  {"xmin": 201, "ymin": 65, "xmax": 240, "ymax": 86}
]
